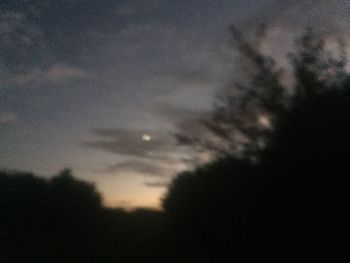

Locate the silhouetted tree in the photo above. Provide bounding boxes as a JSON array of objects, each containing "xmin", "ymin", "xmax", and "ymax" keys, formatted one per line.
[
  {"xmin": 165, "ymin": 92, "xmax": 350, "ymax": 262},
  {"xmin": 0, "ymin": 169, "xmax": 166, "ymax": 263},
  {"xmin": 176, "ymin": 27, "xmax": 349, "ymax": 162},
  {"xmin": 163, "ymin": 158, "xmax": 259, "ymax": 262},
  {"xmin": 164, "ymin": 27, "xmax": 350, "ymax": 263}
]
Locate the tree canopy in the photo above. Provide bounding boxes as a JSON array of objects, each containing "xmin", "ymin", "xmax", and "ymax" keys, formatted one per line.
[
  {"xmin": 175, "ymin": 27, "xmax": 349, "ymax": 162},
  {"xmin": 163, "ymin": 27, "xmax": 350, "ymax": 262}
]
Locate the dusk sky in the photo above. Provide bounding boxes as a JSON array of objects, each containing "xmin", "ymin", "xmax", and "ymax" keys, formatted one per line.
[{"xmin": 1, "ymin": 0, "xmax": 349, "ymax": 209}]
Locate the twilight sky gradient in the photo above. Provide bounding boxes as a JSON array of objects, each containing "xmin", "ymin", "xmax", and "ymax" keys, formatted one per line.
[{"xmin": 1, "ymin": 0, "xmax": 349, "ymax": 209}]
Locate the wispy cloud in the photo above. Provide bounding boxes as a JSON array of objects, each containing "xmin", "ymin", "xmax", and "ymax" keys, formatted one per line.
[
  {"xmin": 85, "ymin": 103, "xmax": 217, "ymax": 182},
  {"xmin": 85, "ymin": 128, "xmax": 176, "ymax": 158},
  {"xmin": 46, "ymin": 64, "xmax": 88, "ymax": 83},
  {"xmin": 0, "ymin": 11, "xmax": 41, "ymax": 46},
  {"xmin": 262, "ymin": 0, "xmax": 350, "ymax": 34},
  {"xmin": 84, "ymin": 125, "xmax": 198, "ymax": 182},
  {"xmin": 0, "ymin": 64, "xmax": 88, "ymax": 89},
  {"xmin": 115, "ymin": 0, "xmax": 161, "ymax": 17},
  {"xmin": 0, "ymin": 112, "xmax": 17, "ymax": 125},
  {"xmin": 103, "ymin": 160, "xmax": 168, "ymax": 177},
  {"xmin": 143, "ymin": 180, "xmax": 170, "ymax": 188}
]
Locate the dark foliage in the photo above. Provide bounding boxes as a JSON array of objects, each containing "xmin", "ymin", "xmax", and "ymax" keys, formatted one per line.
[
  {"xmin": 175, "ymin": 27, "xmax": 349, "ymax": 163},
  {"xmin": 164, "ymin": 89, "xmax": 350, "ymax": 262},
  {"xmin": 162, "ymin": 28, "xmax": 350, "ymax": 262},
  {"xmin": 0, "ymin": 169, "xmax": 165, "ymax": 263}
]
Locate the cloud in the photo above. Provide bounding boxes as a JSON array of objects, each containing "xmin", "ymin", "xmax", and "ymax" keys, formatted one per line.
[
  {"xmin": 85, "ymin": 128, "xmax": 176, "ymax": 158},
  {"xmin": 0, "ymin": 11, "xmax": 41, "ymax": 46},
  {"xmin": 146, "ymin": 103, "xmax": 222, "ymax": 154},
  {"xmin": 84, "ymin": 107, "xmax": 215, "ymax": 161},
  {"xmin": 103, "ymin": 160, "xmax": 168, "ymax": 177},
  {"xmin": 115, "ymin": 0, "xmax": 161, "ymax": 17},
  {"xmin": 93, "ymin": 18, "xmax": 230, "ymax": 84},
  {"xmin": 0, "ymin": 7, "xmax": 94, "ymax": 91},
  {"xmin": 148, "ymin": 102, "xmax": 209, "ymax": 122},
  {"xmin": 46, "ymin": 64, "xmax": 88, "ymax": 83},
  {"xmin": 143, "ymin": 180, "xmax": 170, "ymax": 188},
  {"xmin": 85, "ymin": 126, "xmax": 197, "ymax": 179},
  {"xmin": 85, "ymin": 103, "xmax": 218, "ymax": 180},
  {"xmin": 1, "ymin": 64, "xmax": 88, "ymax": 89},
  {"xmin": 281, "ymin": 1, "xmax": 350, "ymax": 34},
  {"xmin": 229, "ymin": 0, "xmax": 350, "ymax": 71},
  {"xmin": 0, "ymin": 112, "xmax": 17, "ymax": 124},
  {"xmin": 99, "ymin": 157, "xmax": 189, "ymax": 188},
  {"xmin": 102, "ymin": 159, "xmax": 188, "ymax": 182}
]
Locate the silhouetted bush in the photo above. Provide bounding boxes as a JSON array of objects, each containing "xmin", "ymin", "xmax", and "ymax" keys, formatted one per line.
[
  {"xmin": 0, "ymin": 170, "xmax": 165, "ymax": 263},
  {"xmin": 163, "ymin": 89, "xmax": 350, "ymax": 262},
  {"xmin": 163, "ymin": 158, "xmax": 259, "ymax": 262},
  {"xmin": 163, "ymin": 28, "xmax": 350, "ymax": 263}
]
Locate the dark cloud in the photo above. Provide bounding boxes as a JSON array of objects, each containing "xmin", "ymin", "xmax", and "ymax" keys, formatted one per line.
[
  {"xmin": 103, "ymin": 160, "xmax": 168, "ymax": 177},
  {"xmin": 0, "ymin": 10, "xmax": 45, "ymax": 72},
  {"xmin": 115, "ymin": 0, "xmax": 162, "ymax": 18},
  {"xmin": 143, "ymin": 180, "xmax": 169, "ymax": 188},
  {"xmin": 149, "ymin": 104, "xmax": 218, "ymax": 153},
  {"xmin": 287, "ymin": 0, "xmax": 349, "ymax": 32},
  {"xmin": 85, "ymin": 128, "xmax": 177, "ymax": 158},
  {"xmin": 0, "ymin": 63, "xmax": 88, "ymax": 91},
  {"xmin": 0, "ymin": 11, "xmax": 41, "ymax": 47},
  {"xmin": 148, "ymin": 102, "xmax": 209, "ymax": 122},
  {"xmin": 247, "ymin": 0, "xmax": 350, "ymax": 38},
  {"xmin": 85, "ymin": 103, "xmax": 219, "ymax": 179},
  {"xmin": 85, "ymin": 125, "xmax": 202, "ymax": 179},
  {"xmin": 96, "ymin": 157, "xmax": 190, "ymax": 190},
  {"xmin": 0, "ymin": 112, "xmax": 17, "ymax": 125}
]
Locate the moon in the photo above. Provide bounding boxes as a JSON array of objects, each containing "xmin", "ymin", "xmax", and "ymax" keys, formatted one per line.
[{"xmin": 142, "ymin": 134, "xmax": 152, "ymax": 142}]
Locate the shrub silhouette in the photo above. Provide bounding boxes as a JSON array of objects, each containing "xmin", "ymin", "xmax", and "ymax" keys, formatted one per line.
[
  {"xmin": 0, "ymin": 170, "xmax": 107, "ymax": 262},
  {"xmin": 163, "ymin": 88, "xmax": 350, "ymax": 263},
  {"xmin": 163, "ymin": 28, "xmax": 350, "ymax": 263},
  {"xmin": 257, "ymin": 89, "xmax": 350, "ymax": 262},
  {"xmin": 163, "ymin": 158, "xmax": 259, "ymax": 262},
  {"xmin": 0, "ymin": 169, "xmax": 166, "ymax": 263}
]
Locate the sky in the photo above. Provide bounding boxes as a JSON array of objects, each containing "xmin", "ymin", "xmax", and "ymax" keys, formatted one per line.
[{"xmin": 1, "ymin": 0, "xmax": 350, "ymax": 209}]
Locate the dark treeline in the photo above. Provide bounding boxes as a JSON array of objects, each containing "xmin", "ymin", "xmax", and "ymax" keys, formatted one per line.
[
  {"xmin": 2, "ymin": 28, "xmax": 350, "ymax": 262},
  {"xmin": 0, "ymin": 169, "xmax": 166, "ymax": 262},
  {"xmin": 164, "ymin": 89, "xmax": 350, "ymax": 262}
]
